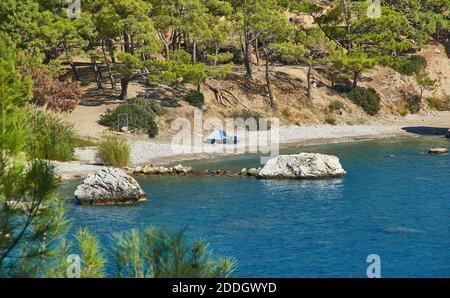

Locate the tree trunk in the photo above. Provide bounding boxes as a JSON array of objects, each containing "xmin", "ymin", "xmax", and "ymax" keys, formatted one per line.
[
  {"xmin": 69, "ymin": 62, "xmax": 80, "ymax": 81},
  {"xmin": 2, "ymin": 108, "xmax": 6, "ymax": 160},
  {"xmin": 264, "ymin": 48, "xmax": 276, "ymax": 109},
  {"xmin": 177, "ymin": 32, "xmax": 182, "ymax": 50},
  {"xmin": 124, "ymin": 33, "xmax": 130, "ymax": 53},
  {"xmin": 172, "ymin": 31, "xmax": 178, "ymax": 51},
  {"xmin": 214, "ymin": 47, "xmax": 219, "ymax": 67},
  {"xmin": 91, "ymin": 58, "xmax": 103, "ymax": 89},
  {"xmin": 184, "ymin": 33, "xmax": 188, "ymax": 50},
  {"xmin": 98, "ymin": 64, "xmax": 104, "ymax": 79},
  {"xmin": 352, "ymin": 71, "xmax": 359, "ymax": 88},
  {"xmin": 107, "ymin": 40, "xmax": 116, "ymax": 63},
  {"xmin": 244, "ymin": 32, "xmax": 253, "ymax": 78},
  {"xmin": 255, "ymin": 39, "xmax": 260, "ymax": 66},
  {"xmin": 130, "ymin": 34, "xmax": 134, "ymax": 54},
  {"xmin": 119, "ymin": 78, "xmax": 129, "ymax": 100},
  {"xmin": 343, "ymin": 0, "xmax": 352, "ymax": 52},
  {"xmin": 192, "ymin": 41, "xmax": 197, "ymax": 64},
  {"xmin": 307, "ymin": 63, "xmax": 312, "ymax": 101},
  {"xmin": 64, "ymin": 44, "xmax": 80, "ymax": 80},
  {"xmin": 101, "ymin": 40, "xmax": 116, "ymax": 89},
  {"xmin": 419, "ymin": 88, "xmax": 424, "ymax": 108},
  {"xmin": 164, "ymin": 43, "xmax": 170, "ymax": 60},
  {"xmin": 157, "ymin": 30, "xmax": 171, "ymax": 60}
]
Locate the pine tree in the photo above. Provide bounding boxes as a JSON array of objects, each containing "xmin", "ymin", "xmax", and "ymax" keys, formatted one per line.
[
  {"xmin": 0, "ymin": 43, "xmax": 70, "ymax": 278},
  {"xmin": 415, "ymin": 73, "xmax": 436, "ymax": 107}
]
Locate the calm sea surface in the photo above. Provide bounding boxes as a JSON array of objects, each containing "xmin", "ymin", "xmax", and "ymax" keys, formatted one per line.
[{"xmin": 60, "ymin": 136, "xmax": 450, "ymax": 277}]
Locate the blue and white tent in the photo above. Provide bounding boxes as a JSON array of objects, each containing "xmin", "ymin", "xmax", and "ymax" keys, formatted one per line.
[
  {"xmin": 205, "ymin": 130, "xmax": 239, "ymax": 144},
  {"xmin": 205, "ymin": 130, "xmax": 227, "ymax": 144}
]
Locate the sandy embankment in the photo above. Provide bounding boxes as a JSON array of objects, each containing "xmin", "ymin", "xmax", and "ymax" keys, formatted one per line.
[{"xmin": 54, "ymin": 112, "xmax": 450, "ymax": 180}]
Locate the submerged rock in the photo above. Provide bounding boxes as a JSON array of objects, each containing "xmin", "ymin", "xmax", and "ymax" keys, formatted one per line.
[
  {"xmin": 247, "ymin": 168, "xmax": 261, "ymax": 177},
  {"xmin": 240, "ymin": 168, "xmax": 248, "ymax": 175},
  {"xmin": 428, "ymin": 148, "xmax": 448, "ymax": 155},
  {"xmin": 133, "ymin": 164, "xmax": 193, "ymax": 176},
  {"xmin": 74, "ymin": 168, "xmax": 147, "ymax": 205},
  {"xmin": 258, "ymin": 153, "xmax": 347, "ymax": 179}
]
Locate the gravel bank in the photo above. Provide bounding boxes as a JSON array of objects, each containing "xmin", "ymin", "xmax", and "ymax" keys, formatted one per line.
[{"xmin": 129, "ymin": 123, "xmax": 410, "ymax": 166}]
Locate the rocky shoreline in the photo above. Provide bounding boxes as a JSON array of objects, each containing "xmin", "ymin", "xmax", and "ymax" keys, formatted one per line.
[
  {"xmin": 71, "ymin": 153, "xmax": 347, "ymax": 205},
  {"xmin": 126, "ymin": 164, "xmax": 263, "ymax": 178},
  {"xmin": 127, "ymin": 153, "xmax": 348, "ymax": 183}
]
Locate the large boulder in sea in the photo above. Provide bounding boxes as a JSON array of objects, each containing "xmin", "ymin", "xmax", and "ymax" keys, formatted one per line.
[
  {"xmin": 258, "ymin": 153, "xmax": 347, "ymax": 179},
  {"xmin": 74, "ymin": 168, "xmax": 147, "ymax": 205}
]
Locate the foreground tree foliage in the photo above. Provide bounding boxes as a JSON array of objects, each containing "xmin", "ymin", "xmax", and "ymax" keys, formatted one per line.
[
  {"xmin": 110, "ymin": 228, "xmax": 236, "ymax": 278},
  {"xmin": 68, "ymin": 227, "xmax": 235, "ymax": 278},
  {"xmin": 0, "ymin": 42, "xmax": 70, "ymax": 277},
  {"xmin": 0, "ymin": 41, "xmax": 235, "ymax": 278}
]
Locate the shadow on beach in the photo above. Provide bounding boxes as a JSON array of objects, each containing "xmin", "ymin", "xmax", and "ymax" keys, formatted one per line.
[{"xmin": 402, "ymin": 126, "xmax": 449, "ymax": 136}]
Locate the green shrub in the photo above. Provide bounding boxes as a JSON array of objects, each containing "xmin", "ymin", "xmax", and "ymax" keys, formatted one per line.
[
  {"xmin": 426, "ymin": 97, "xmax": 449, "ymax": 111},
  {"xmin": 97, "ymin": 134, "xmax": 130, "ymax": 168},
  {"xmin": 184, "ymin": 91, "xmax": 205, "ymax": 109},
  {"xmin": 398, "ymin": 103, "xmax": 409, "ymax": 116},
  {"xmin": 393, "ymin": 55, "xmax": 427, "ymax": 76},
  {"xmin": 405, "ymin": 93, "xmax": 421, "ymax": 114},
  {"xmin": 99, "ymin": 99, "xmax": 159, "ymax": 138},
  {"xmin": 148, "ymin": 101, "xmax": 166, "ymax": 116},
  {"xmin": 281, "ymin": 107, "xmax": 292, "ymax": 119},
  {"xmin": 27, "ymin": 110, "xmax": 76, "ymax": 161},
  {"xmin": 230, "ymin": 109, "xmax": 270, "ymax": 130},
  {"xmin": 328, "ymin": 100, "xmax": 344, "ymax": 113},
  {"xmin": 325, "ymin": 116, "xmax": 337, "ymax": 125},
  {"xmin": 346, "ymin": 87, "xmax": 381, "ymax": 116},
  {"xmin": 224, "ymin": 45, "xmax": 242, "ymax": 64},
  {"xmin": 333, "ymin": 85, "xmax": 353, "ymax": 94}
]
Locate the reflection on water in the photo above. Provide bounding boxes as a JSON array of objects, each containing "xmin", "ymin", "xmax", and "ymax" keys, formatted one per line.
[{"xmin": 62, "ymin": 136, "xmax": 450, "ymax": 277}]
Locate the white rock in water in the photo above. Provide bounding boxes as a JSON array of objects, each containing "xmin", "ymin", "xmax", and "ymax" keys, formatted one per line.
[
  {"xmin": 258, "ymin": 153, "xmax": 347, "ymax": 179},
  {"xmin": 74, "ymin": 167, "xmax": 147, "ymax": 205},
  {"xmin": 247, "ymin": 168, "xmax": 259, "ymax": 176}
]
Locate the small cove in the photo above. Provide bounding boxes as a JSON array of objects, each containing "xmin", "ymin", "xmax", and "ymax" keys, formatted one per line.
[{"xmin": 60, "ymin": 136, "xmax": 450, "ymax": 277}]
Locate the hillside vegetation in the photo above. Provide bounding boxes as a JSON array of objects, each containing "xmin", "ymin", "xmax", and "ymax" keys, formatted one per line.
[{"xmin": 1, "ymin": 0, "xmax": 449, "ymax": 140}]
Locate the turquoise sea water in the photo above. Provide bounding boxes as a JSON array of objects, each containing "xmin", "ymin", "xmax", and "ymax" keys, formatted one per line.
[{"xmin": 60, "ymin": 136, "xmax": 450, "ymax": 277}]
